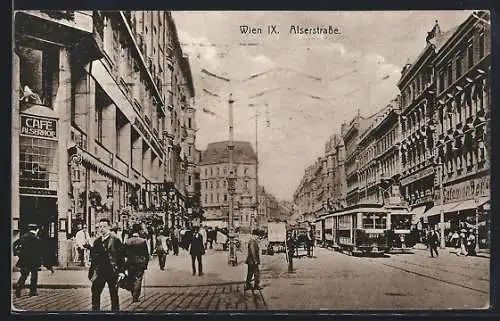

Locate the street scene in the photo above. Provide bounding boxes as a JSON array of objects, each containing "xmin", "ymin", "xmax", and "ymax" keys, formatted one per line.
[{"xmin": 11, "ymin": 10, "xmax": 491, "ymax": 312}]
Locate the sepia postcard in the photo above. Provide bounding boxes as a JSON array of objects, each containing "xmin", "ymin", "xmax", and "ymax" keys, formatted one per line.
[{"xmin": 11, "ymin": 9, "xmax": 492, "ymax": 312}]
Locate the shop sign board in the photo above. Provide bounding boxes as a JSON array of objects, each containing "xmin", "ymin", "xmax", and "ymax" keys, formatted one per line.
[{"xmin": 20, "ymin": 114, "xmax": 57, "ymax": 140}]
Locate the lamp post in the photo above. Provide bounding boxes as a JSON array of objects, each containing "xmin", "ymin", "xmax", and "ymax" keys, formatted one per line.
[
  {"xmin": 436, "ymin": 162, "xmax": 445, "ymax": 249},
  {"xmin": 227, "ymin": 93, "xmax": 237, "ymax": 266}
]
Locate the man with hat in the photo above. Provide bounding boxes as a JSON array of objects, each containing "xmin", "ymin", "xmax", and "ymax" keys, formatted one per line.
[{"xmin": 14, "ymin": 223, "xmax": 54, "ymax": 298}]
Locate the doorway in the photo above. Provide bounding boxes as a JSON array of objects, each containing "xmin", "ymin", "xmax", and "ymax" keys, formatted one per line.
[{"xmin": 19, "ymin": 195, "xmax": 58, "ymax": 266}]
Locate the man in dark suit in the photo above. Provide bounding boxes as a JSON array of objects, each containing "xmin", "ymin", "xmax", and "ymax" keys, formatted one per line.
[
  {"xmin": 189, "ymin": 226, "xmax": 205, "ymax": 276},
  {"xmin": 428, "ymin": 228, "xmax": 440, "ymax": 258},
  {"xmin": 88, "ymin": 218, "xmax": 126, "ymax": 311},
  {"xmin": 124, "ymin": 223, "xmax": 149, "ymax": 303},
  {"xmin": 14, "ymin": 224, "xmax": 54, "ymax": 298},
  {"xmin": 245, "ymin": 231, "xmax": 261, "ymax": 290}
]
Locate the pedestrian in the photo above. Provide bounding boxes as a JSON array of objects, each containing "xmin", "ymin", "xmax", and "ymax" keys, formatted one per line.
[
  {"xmin": 467, "ymin": 230, "xmax": 476, "ymax": 256},
  {"xmin": 155, "ymin": 229, "xmax": 169, "ymax": 270},
  {"xmin": 286, "ymin": 232, "xmax": 296, "ymax": 273},
  {"xmin": 172, "ymin": 225, "xmax": 180, "ymax": 255},
  {"xmin": 188, "ymin": 226, "xmax": 205, "ymax": 276},
  {"xmin": 14, "ymin": 224, "xmax": 54, "ymax": 298},
  {"xmin": 88, "ymin": 218, "xmax": 126, "ymax": 311},
  {"xmin": 428, "ymin": 229, "xmax": 439, "ymax": 258},
  {"xmin": 306, "ymin": 228, "xmax": 314, "ymax": 257},
  {"xmin": 244, "ymin": 231, "xmax": 262, "ymax": 290},
  {"xmin": 124, "ymin": 223, "xmax": 150, "ymax": 303},
  {"xmin": 199, "ymin": 225, "xmax": 208, "ymax": 250},
  {"xmin": 457, "ymin": 230, "xmax": 468, "ymax": 256},
  {"xmin": 75, "ymin": 224, "xmax": 91, "ymax": 266},
  {"xmin": 206, "ymin": 227, "xmax": 214, "ymax": 249},
  {"xmin": 449, "ymin": 230, "xmax": 460, "ymax": 250}
]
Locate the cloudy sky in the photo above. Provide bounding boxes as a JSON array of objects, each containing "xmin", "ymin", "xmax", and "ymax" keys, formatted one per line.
[{"xmin": 171, "ymin": 11, "xmax": 472, "ymax": 201}]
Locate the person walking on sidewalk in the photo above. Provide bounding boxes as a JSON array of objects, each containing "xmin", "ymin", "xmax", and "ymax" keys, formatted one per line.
[
  {"xmin": 244, "ymin": 231, "xmax": 261, "ymax": 290},
  {"xmin": 155, "ymin": 229, "xmax": 169, "ymax": 270},
  {"xmin": 75, "ymin": 224, "xmax": 91, "ymax": 267},
  {"xmin": 14, "ymin": 224, "xmax": 54, "ymax": 298},
  {"xmin": 172, "ymin": 226, "xmax": 180, "ymax": 255},
  {"xmin": 124, "ymin": 224, "xmax": 150, "ymax": 303},
  {"xmin": 188, "ymin": 226, "xmax": 205, "ymax": 276},
  {"xmin": 428, "ymin": 229, "xmax": 439, "ymax": 258},
  {"xmin": 199, "ymin": 225, "xmax": 208, "ymax": 250},
  {"xmin": 88, "ymin": 218, "xmax": 126, "ymax": 311}
]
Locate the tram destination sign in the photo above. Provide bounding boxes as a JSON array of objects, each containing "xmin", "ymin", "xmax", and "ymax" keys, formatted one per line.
[{"xmin": 20, "ymin": 114, "xmax": 57, "ymax": 140}]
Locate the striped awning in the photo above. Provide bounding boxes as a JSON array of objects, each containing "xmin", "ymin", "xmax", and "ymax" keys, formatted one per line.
[{"xmin": 70, "ymin": 145, "xmax": 135, "ymax": 186}]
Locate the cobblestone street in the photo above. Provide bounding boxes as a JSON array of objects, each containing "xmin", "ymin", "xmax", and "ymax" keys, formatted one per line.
[{"xmin": 11, "ymin": 243, "xmax": 490, "ymax": 311}]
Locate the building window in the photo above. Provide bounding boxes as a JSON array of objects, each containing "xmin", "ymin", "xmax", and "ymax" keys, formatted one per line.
[
  {"xmin": 224, "ymin": 194, "xmax": 228, "ymax": 201},
  {"xmin": 205, "ymin": 168, "xmax": 208, "ymax": 177},
  {"xmin": 210, "ymin": 181, "xmax": 213, "ymax": 189},
  {"xmin": 468, "ymin": 43, "xmax": 474, "ymax": 68},
  {"xmin": 245, "ymin": 180, "xmax": 249, "ymax": 189},
  {"xmin": 95, "ymin": 105, "xmax": 103, "ymax": 143},
  {"xmin": 17, "ymin": 44, "xmax": 59, "ymax": 107},
  {"xmin": 188, "ymin": 175, "xmax": 192, "ymax": 186},
  {"xmin": 479, "ymin": 33, "xmax": 485, "ymax": 58},
  {"xmin": 216, "ymin": 180, "xmax": 219, "ymax": 188},
  {"xmin": 210, "ymin": 193, "xmax": 213, "ymax": 203},
  {"xmin": 439, "ymin": 71, "xmax": 445, "ymax": 92},
  {"xmin": 188, "ymin": 118, "xmax": 192, "ymax": 128},
  {"xmin": 456, "ymin": 55, "xmax": 462, "ymax": 79},
  {"xmin": 205, "ymin": 194, "xmax": 207, "ymax": 203},
  {"xmin": 217, "ymin": 194, "xmax": 220, "ymax": 202},
  {"xmin": 216, "ymin": 167, "xmax": 220, "ymax": 176},
  {"xmin": 188, "ymin": 146, "xmax": 192, "ymax": 156},
  {"xmin": 210, "ymin": 167, "xmax": 213, "ymax": 176},
  {"xmin": 447, "ymin": 63, "xmax": 453, "ymax": 88}
]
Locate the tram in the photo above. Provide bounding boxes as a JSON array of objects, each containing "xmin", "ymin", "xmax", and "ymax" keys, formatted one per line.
[{"xmin": 314, "ymin": 204, "xmax": 413, "ymax": 256}]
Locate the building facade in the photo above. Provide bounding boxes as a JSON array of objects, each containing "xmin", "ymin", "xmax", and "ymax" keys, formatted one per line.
[
  {"xmin": 13, "ymin": 10, "xmax": 198, "ymax": 267},
  {"xmin": 425, "ymin": 11, "xmax": 491, "ymax": 248},
  {"xmin": 199, "ymin": 141, "xmax": 257, "ymax": 231}
]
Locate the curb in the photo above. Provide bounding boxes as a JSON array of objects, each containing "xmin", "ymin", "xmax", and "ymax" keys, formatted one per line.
[
  {"xmin": 413, "ymin": 247, "xmax": 490, "ymax": 259},
  {"xmin": 11, "ymin": 280, "xmax": 246, "ymax": 290}
]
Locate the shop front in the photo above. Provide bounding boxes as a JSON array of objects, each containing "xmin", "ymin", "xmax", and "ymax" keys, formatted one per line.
[
  {"xmin": 423, "ymin": 175, "xmax": 490, "ymax": 249},
  {"xmin": 18, "ymin": 107, "xmax": 60, "ymax": 266}
]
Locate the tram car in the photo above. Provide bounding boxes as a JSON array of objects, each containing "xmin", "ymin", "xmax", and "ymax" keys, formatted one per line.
[{"xmin": 314, "ymin": 204, "xmax": 414, "ymax": 256}]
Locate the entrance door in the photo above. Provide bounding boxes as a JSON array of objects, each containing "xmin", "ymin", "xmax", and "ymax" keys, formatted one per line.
[{"xmin": 19, "ymin": 195, "xmax": 58, "ymax": 266}]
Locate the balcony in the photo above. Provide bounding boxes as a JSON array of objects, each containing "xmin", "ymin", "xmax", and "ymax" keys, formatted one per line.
[
  {"xmin": 114, "ymin": 155, "xmax": 129, "ymax": 177},
  {"xmin": 94, "ymin": 141, "xmax": 114, "ymax": 167},
  {"xmin": 22, "ymin": 11, "xmax": 94, "ymax": 34},
  {"xmin": 70, "ymin": 126, "xmax": 88, "ymax": 150}
]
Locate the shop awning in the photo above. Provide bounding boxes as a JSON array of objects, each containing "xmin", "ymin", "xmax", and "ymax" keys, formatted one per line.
[
  {"xmin": 411, "ymin": 206, "xmax": 427, "ymax": 223},
  {"xmin": 449, "ymin": 197, "xmax": 490, "ymax": 212},
  {"xmin": 424, "ymin": 202, "xmax": 461, "ymax": 218},
  {"xmin": 70, "ymin": 145, "xmax": 135, "ymax": 186}
]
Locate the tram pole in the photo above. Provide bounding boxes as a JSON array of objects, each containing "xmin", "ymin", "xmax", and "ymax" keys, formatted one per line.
[{"xmin": 227, "ymin": 93, "xmax": 237, "ymax": 266}]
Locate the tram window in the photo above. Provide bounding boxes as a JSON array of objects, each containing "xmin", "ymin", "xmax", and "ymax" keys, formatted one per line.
[
  {"xmin": 362, "ymin": 214, "xmax": 374, "ymax": 229},
  {"xmin": 391, "ymin": 215, "xmax": 411, "ymax": 230}
]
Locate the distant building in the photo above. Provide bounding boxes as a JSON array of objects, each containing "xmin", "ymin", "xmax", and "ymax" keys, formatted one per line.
[{"xmin": 199, "ymin": 141, "xmax": 257, "ymax": 230}]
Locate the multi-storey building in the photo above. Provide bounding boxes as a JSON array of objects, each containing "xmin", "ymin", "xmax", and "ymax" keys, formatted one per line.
[
  {"xmin": 199, "ymin": 141, "xmax": 257, "ymax": 231},
  {"xmin": 12, "ymin": 10, "xmax": 197, "ymax": 267},
  {"xmin": 357, "ymin": 98, "xmax": 403, "ymax": 206},
  {"xmin": 324, "ymin": 134, "xmax": 347, "ymax": 211},
  {"xmin": 292, "ymin": 157, "xmax": 325, "ymax": 224},
  {"xmin": 424, "ymin": 11, "xmax": 491, "ymax": 248},
  {"xmin": 397, "ymin": 21, "xmax": 452, "ymax": 221},
  {"xmin": 341, "ymin": 113, "xmax": 374, "ymax": 206}
]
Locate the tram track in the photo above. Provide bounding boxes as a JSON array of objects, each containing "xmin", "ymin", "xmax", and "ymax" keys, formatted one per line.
[
  {"xmin": 367, "ymin": 258, "xmax": 489, "ymax": 295},
  {"xmin": 388, "ymin": 256, "xmax": 490, "ymax": 281}
]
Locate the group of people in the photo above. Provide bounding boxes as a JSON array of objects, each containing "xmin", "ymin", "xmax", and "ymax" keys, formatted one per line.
[
  {"xmin": 448, "ymin": 229, "xmax": 477, "ymax": 256},
  {"xmin": 426, "ymin": 227, "xmax": 478, "ymax": 257},
  {"xmin": 13, "ymin": 219, "xmax": 219, "ymax": 310}
]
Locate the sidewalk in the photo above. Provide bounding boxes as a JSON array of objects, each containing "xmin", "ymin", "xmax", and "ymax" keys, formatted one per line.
[
  {"xmin": 412, "ymin": 243, "xmax": 490, "ymax": 259},
  {"xmin": 11, "ymin": 248, "xmax": 249, "ymax": 289}
]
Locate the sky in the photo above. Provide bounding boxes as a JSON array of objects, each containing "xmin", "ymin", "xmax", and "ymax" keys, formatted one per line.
[{"xmin": 171, "ymin": 11, "xmax": 473, "ymax": 201}]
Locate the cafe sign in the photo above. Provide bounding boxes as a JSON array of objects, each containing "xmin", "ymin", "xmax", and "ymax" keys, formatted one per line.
[
  {"xmin": 436, "ymin": 176, "xmax": 490, "ymax": 203},
  {"xmin": 20, "ymin": 114, "xmax": 57, "ymax": 140}
]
